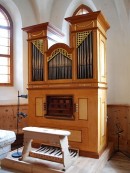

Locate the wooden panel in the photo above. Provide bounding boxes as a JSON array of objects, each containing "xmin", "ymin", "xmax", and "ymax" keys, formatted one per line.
[
  {"xmin": 0, "ymin": 106, "xmax": 16, "ymax": 129},
  {"xmin": 78, "ymin": 98, "xmax": 88, "ymax": 120},
  {"xmin": 107, "ymin": 105, "xmax": 130, "ymax": 154},
  {"xmin": 0, "ymin": 104, "xmax": 28, "ymax": 131},
  {"xmin": 99, "ymin": 33, "xmax": 106, "ymax": 82},
  {"xmin": 100, "ymin": 40, "xmax": 105, "ymax": 77},
  {"xmin": 98, "ymin": 90, "xmax": 107, "ymax": 151},
  {"xmin": 101, "ymin": 102, "xmax": 105, "ymax": 137},
  {"xmin": 36, "ymin": 98, "xmax": 43, "ymax": 117},
  {"xmin": 127, "ymin": 107, "xmax": 130, "ymax": 141},
  {"xmin": 68, "ymin": 130, "xmax": 82, "ymax": 142}
]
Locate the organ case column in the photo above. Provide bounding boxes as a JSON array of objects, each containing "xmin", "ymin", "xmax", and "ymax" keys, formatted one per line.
[{"xmin": 65, "ymin": 11, "xmax": 110, "ymax": 154}]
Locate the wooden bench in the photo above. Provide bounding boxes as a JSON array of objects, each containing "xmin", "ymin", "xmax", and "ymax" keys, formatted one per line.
[{"xmin": 20, "ymin": 127, "xmax": 78, "ymax": 170}]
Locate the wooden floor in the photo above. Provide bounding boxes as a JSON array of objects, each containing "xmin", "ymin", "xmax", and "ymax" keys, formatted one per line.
[
  {"xmin": 1, "ymin": 152, "xmax": 130, "ymax": 173},
  {"xmin": 0, "ymin": 143, "xmax": 112, "ymax": 173},
  {"xmin": 102, "ymin": 152, "xmax": 130, "ymax": 173},
  {"xmin": 1, "ymin": 144, "xmax": 130, "ymax": 173}
]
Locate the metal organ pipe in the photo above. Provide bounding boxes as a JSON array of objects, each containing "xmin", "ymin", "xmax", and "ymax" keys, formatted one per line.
[
  {"xmin": 32, "ymin": 41, "xmax": 44, "ymax": 81},
  {"xmin": 48, "ymin": 53, "xmax": 72, "ymax": 80},
  {"xmin": 77, "ymin": 31, "xmax": 93, "ymax": 79},
  {"xmin": 31, "ymin": 31, "xmax": 93, "ymax": 81}
]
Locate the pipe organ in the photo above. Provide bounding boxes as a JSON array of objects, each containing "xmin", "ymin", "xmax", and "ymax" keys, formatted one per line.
[{"xmin": 23, "ymin": 11, "xmax": 110, "ymax": 158}]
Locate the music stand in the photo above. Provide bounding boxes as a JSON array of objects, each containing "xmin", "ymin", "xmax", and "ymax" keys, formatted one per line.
[
  {"xmin": 115, "ymin": 123, "xmax": 124, "ymax": 152},
  {"xmin": 12, "ymin": 91, "xmax": 27, "ymax": 158},
  {"xmin": 110, "ymin": 122, "xmax": 130, "ymax": 159}
]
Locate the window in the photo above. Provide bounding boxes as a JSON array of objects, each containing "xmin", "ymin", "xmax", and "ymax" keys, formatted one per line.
[
  {"xmin": 73, "ymin": 4, "xmax": 93, "ymax": 16},
  {"xmin": 0, "ymin": 5, "xmax": 13, "ymax": 86}
]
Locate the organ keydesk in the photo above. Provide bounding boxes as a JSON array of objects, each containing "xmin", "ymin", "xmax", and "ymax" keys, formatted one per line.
[
  {"xmin": 22, "ymin": 10, "xmax": 110, "ymax": 159},
  {"xmin": 20, "ymin": 127, "xmax": 78, "ymax": 170}
]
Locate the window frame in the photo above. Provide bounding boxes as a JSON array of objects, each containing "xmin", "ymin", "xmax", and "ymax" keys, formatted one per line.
[{"xmin": 0, "ymin": 4, "xmax": 13, "ymax": 86}]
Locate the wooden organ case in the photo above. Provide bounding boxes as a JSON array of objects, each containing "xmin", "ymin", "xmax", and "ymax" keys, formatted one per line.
[{"xmin": 23, "ymin": 11, "xmax": 110, "ymax": 158}]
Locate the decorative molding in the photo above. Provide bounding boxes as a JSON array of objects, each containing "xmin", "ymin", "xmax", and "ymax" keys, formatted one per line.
[
  {"xmin": 29, "ymin": 31, "xmax": 45, "ymax": 39},
  {"xmin": 75, "ymin": 21, "xmax": 94, "ymax": 31},
  {"xmin": 47, "ymin": 48, "xmax": 72, "ymax": 62},
  {"xmin": 32, "ymin": 39, "xmax": 44, "ymax": 54},
  {"xmin": 77, "ymin": 31, "xmax": 92, "ymax": 47}
]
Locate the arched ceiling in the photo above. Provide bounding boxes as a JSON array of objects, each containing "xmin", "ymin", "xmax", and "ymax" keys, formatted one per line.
[
  {"xmin": 28, "ymin": 0, "xmax": 130, "ymax": 46},
  {"xmin": 30, "ymin": 0, "xmax": 54, "ymax": 22},
  {"xmin": 121, "ymin": 0, "xmax": 130, "ymax": 18},
  {"xmin": 29, "ymin": 0, "xmax": 130, "ymax": 29},
  {"xmin": 30, "ymin": 0, "xmax": 130, "ymax": 19}
]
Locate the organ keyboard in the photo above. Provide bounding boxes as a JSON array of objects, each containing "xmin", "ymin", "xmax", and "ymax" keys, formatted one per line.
[
  {"xmin": 29, "ymin": 144, "xmax": 78, "ymax": 164},
  {"xmin": 20, "ymin": 127, "xmax": 78, "ymax": 170}
]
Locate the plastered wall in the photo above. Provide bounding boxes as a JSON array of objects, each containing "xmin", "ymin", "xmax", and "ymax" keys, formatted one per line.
[{"xmin": 0, "ymin": 0, "xmax": 130, "ymax": 105}]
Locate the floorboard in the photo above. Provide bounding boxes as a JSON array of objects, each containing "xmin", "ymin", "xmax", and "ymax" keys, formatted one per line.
[
  {"xmin": 0, "ymin": 143, "xmax": 113, "ymax": 173},
  {"xmin": 102, "ymin": 152, "xmax": 130, "ymax": 173}
]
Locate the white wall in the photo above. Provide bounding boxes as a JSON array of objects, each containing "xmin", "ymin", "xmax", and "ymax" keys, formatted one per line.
[
  {"xmin": 0, "ymin": 0, "xmax": 37, "ymax": 104},
  {"xmin": 0, "ymin": 0, "xmax": 130, "ymax": 105}
]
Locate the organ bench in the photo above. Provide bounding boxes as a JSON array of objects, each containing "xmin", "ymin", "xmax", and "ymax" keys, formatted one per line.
[{"xmin": 20, "ymin": 127, "xmax": 78, "ymax": 170}]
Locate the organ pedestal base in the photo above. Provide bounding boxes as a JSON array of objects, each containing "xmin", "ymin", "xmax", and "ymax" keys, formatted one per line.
[{"xmin": 20, "ymin": 127, "xmax": 78, "ymax": 170}]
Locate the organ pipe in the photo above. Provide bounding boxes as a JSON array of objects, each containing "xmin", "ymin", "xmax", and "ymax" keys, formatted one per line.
[
  {"xmin": 48, "ymin": 52, "xmax": 72, "ymax": 80},
  {"xmin": 31, "ymin": 31, "xmax": 93, "ymax": 81},
  {"xmin": 32, "ymin": 40, "xmax": 44, "ymax": 81},
  {"xmin": 77, "ymin": 31, "xmax": 93, "ymax": 79}
]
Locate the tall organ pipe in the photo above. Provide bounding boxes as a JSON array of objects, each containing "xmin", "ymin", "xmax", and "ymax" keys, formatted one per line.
[
  {"xmin": 32, "ymin": 42, "xmax": 44, "ymax": 81},
  {"xmin": 77, "ymin": 31, "xmax": 93, "ymax": 79}
]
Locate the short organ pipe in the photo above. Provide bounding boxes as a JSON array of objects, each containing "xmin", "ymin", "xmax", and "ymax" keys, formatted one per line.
[{"xmin": 48, "ymin": 52, "xmax": 72, "ymax": 80}]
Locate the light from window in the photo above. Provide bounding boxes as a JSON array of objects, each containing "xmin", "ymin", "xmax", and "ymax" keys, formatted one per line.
[
  {"xmin": 0, "ymin": 57, "xmax": 10, "ymax": 83},
  {"xmin": 76, "ymin": 9, "xmax": 88, "ymax": 15},
  {"xmin": 73, "ymin": 4, "xmax": 93, "ymax": 16},
  {"xmin": 0, "ymin": 6, "xmax": 12, "ymax": 85},
  {"xmin": 0, "ymin": 11, "xmax": 9, "ymax": 26}
]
